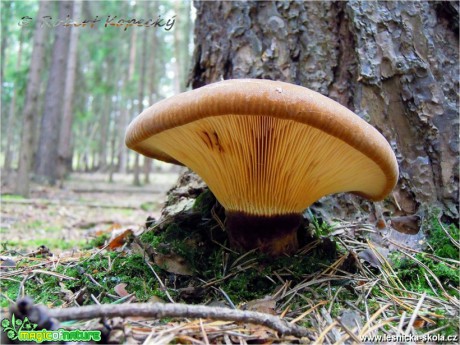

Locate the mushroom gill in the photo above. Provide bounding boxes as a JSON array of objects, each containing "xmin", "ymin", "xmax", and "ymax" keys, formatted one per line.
[{"xmin": 126, "ymin": 79, "xmax": 399, "ymax": 255}]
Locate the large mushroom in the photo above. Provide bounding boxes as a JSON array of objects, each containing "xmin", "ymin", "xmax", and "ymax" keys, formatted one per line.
[{"xmin": 126, "ymin": 79, "xmax": 398, "ymax": 255}]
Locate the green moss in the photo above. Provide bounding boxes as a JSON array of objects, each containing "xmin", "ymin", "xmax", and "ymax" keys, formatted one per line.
[
  {"xmin": 82, "ymin": 233, "xmax": 110, "ymax": 249},
  {"xmin": 1, "ymin": 251, "xmax": 175, "ymax": 308},
  {"xmin": 434, "ymin": 310, "xmax": 459, "ymax": 337},
  {"xmin": 328, "ymin": 289, "xmax": 356, "ymax": 317},
  {"xmin": 139, "ymin": 227, "xmax": 161, "ymax": 245},
  {"xmin": 134, "ymin": 190, "xmax": 345, "ymax": 305},
  {"xmin": 426, "ymin": 216, "xmax": 459, "ymax": 260},
  {"xmin": 0, "ymin": 279, "xmax": 20, "ymax": 308},
  {"xmin": 306, "ymin": 210, "xmax": 336, "ymax": 237},
  {"xmin": 222, "ymin": 271, "xmax": 272, "ymax": 301},
  {"xmin": 391, "ymin": 213, "xmax": 459, "ymax": 297},
  {"xmin": 65, "ymin": 253, "xmax": 169, "ymax": 303},
  {"xmin": 193, "ymin": 189, "xmax": 216, "ymax": 216}
]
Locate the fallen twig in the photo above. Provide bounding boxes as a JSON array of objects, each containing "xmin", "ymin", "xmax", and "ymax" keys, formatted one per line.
[
  {"xmin": 405, "ymin": 292, "xmax": 426, "ymax": 335},
  {"xmin": 437, "ymin": 218, "xmax": 460, "ymax": 249},
  {"xmin": 47, "ymin": 302, "xmax": 313, "ymax": 338}
]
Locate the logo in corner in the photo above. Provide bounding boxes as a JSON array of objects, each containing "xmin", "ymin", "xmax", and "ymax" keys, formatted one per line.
[
  {"xmin": 2, "ymin": 315, "xmax": 37, "ymax": 341},
  {"xmin": 1, "ymin": 315, "xmax": 101, "ymax": 343}
]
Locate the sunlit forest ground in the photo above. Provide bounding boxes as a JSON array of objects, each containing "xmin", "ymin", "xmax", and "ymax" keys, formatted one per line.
[{"xmin": 1, "ymin": 171, "xmax": 180, "ymax": 252}]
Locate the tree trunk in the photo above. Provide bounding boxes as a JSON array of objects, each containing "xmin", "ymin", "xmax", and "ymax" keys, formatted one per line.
[
  {"xmin": 57, "ymin": 0, "xmax": 81, "ymax": 183},
  {"xmin": 98, "ymin": 52, "xmax": 118, "ymax": 173},
  {"xmin": 3, "ymin": 26, "xmax": 24, "ymax": 173},
  {"xmin": 1, "ymin": 1, "xmax": 12, "ymax": 138},
  {"xmin": 118, "ymin": 29, "xmax": 137, "ymax": 174},
  {"xmin": 133, "ymin": 12, "xmax": 149, "ymax": 186},
  {"xmin": 117, "ymin": 105, "xmax": 129, "ymax": 174},
  {"xmin": 34, "ymin": 1, "xmax": 73, "ymax": 185},
  {"xmin": 190, "ymin": 1, "xmax": 459, "ymax": 221},
  {"xmin": 15, "ymin": 1, "xmax": 52, "ymax": 196},
  {"xmin": 108, "ymin": 112, "xmax": 117, "ymax": 183},
  {"xmin": 0, "ymin": 1, "xmax": 10, "ymax": 87},
  {"xmin": 172, "ymin": 0, "xmax": 182, "ymax": 94},
  {"xmin": 98, "ymin": 83, "xmax": 112, "ymax": 172},
  {"xmin": 143, "ymin": 2, "xmax": 160, "ymax": 184},
  {"xmin": 173, "ymin": 0, "xmax": 192, "ymax": 93}
]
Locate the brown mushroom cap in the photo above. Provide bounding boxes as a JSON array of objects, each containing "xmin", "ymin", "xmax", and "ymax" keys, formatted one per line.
[{"xmin": 126, "ymin": 79, "xmax": 398, "ymax": 217}]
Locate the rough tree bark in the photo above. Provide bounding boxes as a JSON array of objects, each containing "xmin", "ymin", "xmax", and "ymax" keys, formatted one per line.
[
  {"xmin": 15, "ymin": 1, "xmax": 52, "ymax": 196},
  {"xmin": 34, "ymin": 1, "xmax": 73, "ymax": 185},
  {"xmin": 189, "ymin": 1, "xmax": 459, "ymax": 222}
]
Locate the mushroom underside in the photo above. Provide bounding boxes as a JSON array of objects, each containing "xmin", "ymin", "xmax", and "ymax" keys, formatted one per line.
[{"xmin": 130, "ymin": 114, "xmax": 388, "ymax": 254}]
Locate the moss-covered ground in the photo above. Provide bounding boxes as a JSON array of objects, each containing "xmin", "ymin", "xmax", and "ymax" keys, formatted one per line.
[{"xmin": 1, "ymin": 188, "xmax": 459, "ymax": 343}]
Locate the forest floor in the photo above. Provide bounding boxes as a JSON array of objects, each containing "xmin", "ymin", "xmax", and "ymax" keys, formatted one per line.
[
  {"xmin": 1, "ymin": 172, "xmax": 459, "ymax": 344},
  {"xmin": 1, "ymin": 172, "xmax": 179, "ymax": 253}
]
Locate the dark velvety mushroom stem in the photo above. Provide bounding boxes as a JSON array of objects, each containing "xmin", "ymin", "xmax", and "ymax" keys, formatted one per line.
[{"xmin": 225, "ymin": 211, "xmax": 302, "ymax": 256}]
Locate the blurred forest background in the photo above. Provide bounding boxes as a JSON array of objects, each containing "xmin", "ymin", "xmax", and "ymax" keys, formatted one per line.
[
  {"xmin": 0, "ymin": 2, "xmax": 458, "ymax": 342},
  {"xmin": 1, "ymin": 0, "xmax": 193, "ymax": 197}
]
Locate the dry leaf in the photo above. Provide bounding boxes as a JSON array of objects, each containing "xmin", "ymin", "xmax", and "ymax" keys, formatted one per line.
[
  {"xmin": 114, "ymin": 283, "xmax": 130, "ymax": 297},
  {"xmin": 250, "ymin": 325, "xmax": 275, "ymax": 343},
  {"xmin": 59, "ymin": 282, "xmax": 74, "ymax": 303},
  {"xmin": 0, "ymin": 257, "xmax": 16, "ymax": 271},
  {"xmin": 376, "ymin": 218, "xmax": 387, "ymax": 229},
  {"xmin": 358, "ymin": 247, "xmax": 390, "ymax": 268},
  {"xmin": 154, "ymin": 253, "xmax": 193, "ymax": 276},
  {"xmin": 107, "ymin": 229, "xmax": 134, "ymax": 250},
  {"xmin": 148, "ymin": 295, "xmax": 166, "ymax": 304},
  {"xmin": 339, "ymin": 310, "xmax": 362, "ymax": 330},
  {"xmin": 413, "ymin": 319, "xmax": 426, "ymax": 329},
  {"xmin": 243, "ymin": 297, "xmax": 277, "ymax": 315},
  {"xmin": 390, "ymin": 215, "xmax": 420, "ymax": 234}
]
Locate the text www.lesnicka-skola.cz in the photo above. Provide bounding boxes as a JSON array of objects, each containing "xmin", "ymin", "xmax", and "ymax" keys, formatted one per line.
[{"xmin": 361, "ymin": 334, "xmax": 458, "ymax": 343}]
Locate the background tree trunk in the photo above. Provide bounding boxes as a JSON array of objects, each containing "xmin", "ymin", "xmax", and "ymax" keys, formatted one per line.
[
  {"xmin": 3, "ymin": 27, "xmax": 24, "ymax": 173},
  {"xmin": 190, "ymin": 1, "xmax": 459, "ymax": 221},
  {"xmin": 117, "ymin": 28, "xmax": 137, "ymax": 175},
  {"xmin": 15, "ymin": 0, "xmax": 52, "ymax": 196},
  {"xmin": 117, "ymin": 100, "xmax": 129, "ymax": 174},
  {"xmin": 143, "ymin": 1, "xmax": 160, "ymax": 184},
  {"xmin": 0, "ymin": 1, "xmax": 10, "ymax": 87},
  {"xmin": 34, "ymin": 1, "xmax": 73, "ymax": 185},
  {"xmin": 57, "ymin": 0, "xmax": 81, "ymax": 183},
  {"xmin": 97, "ymin": 62, "xmax": 114, "ymax": 173},
  {"xmin": 133, "ymin": 11, "xmax": 149, "ymax": 186},
  {"xmin": 173, "ymin": 0, "xmax": 192, "ymax": 93}
]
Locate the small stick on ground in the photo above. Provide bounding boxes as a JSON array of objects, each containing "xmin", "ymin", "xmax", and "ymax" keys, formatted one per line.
[
  {"xmin": 437, "ymin": 218, "xmax": 460, "ymax": 249},
  {"xmin": 405, "ymin": 292, "xmax": 426, "ymax": 335},
  {"xmin": 47, "ymin": 302, "xmax": 313, "ymax": 339},
  {"xmin": 143, "ymin": 257, "xmax": 175, "ymax": 303}
]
